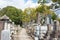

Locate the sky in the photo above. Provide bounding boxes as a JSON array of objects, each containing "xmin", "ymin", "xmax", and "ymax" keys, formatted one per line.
[
  {"xmin": 0, "ymin": 0, "xmax": 38, "ymax": 10},
  {"xmin": 0, "ymin": 0, "xmax": 52, "ymax": 10},
  {"xmin": 54, "ymin": 8, "xmax": 60, "ymax": 18},
  {"xmin": 0, "ymin": 0, "xmax": 60, "ymax": 15}
]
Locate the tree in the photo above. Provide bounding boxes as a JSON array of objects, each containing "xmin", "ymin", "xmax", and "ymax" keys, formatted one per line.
[
  {"xmin": 21, "ymin": 8, "xmax": 36, "ymax": 23},
  {"xmin": 38, "ymin": 0, "xmax": 47, "ymax": 4},
  {"xmin": 36, "ymin": 4, "xmax": 56, "ymax": 24},
  {"xmin": 52, "ymin": 0, "xmax": 60, "ymax": 4},
  {"xmin": 28, "ymin": 8, "xmax": 36, "ymax": 21},
  {"xmin": 36, "ymin": 5, "xmax": 51, "ymax": 17},
  {"xmin": 57, "ymin": 18, "xmax": 60, "ymax": 22},
  {"xmin": 51, "ymin": 0, "xmax": 60, "ymax": 9},
  {"xmin": 21, "ymin": 8, "xmax": 30, "ymax": 22},
  {"xmin": 0, "ymin": 6, "xmax": 22, "ymax": 25},
  {"xmin": 52, "ymin": 0, "xmax": 57, "ymax": 2},
  {"xmin": 51, "ymin": 12, "xmax": 57, "ymax": 20}
]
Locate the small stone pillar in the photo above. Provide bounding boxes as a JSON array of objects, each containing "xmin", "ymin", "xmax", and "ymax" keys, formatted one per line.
[
  {"xmin": 53, "ymin": 20, "xmax": 58, "ymax": 40},
  {"xmin": 53, "ymin": 20, "xmax": 57, "ymax": 31}
]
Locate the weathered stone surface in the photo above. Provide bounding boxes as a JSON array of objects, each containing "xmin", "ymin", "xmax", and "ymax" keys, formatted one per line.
[
  {"xmin": 1, "ymin": 30, "xmax": 10, "ymax": 40},
  {"xmin": 0, "ymin": 21, "xmax": 4, "ymax": 40}
]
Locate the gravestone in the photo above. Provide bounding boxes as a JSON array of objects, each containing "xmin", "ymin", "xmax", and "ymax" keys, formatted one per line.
[
  {"xmin": 34, "ymin": 24, "xmax": 40, "ymax": 40},
  {"xmin": 46, "ymin": 15, "xmax": 51, "ymax": 25},
  {"xmin": 35, "ymin": 37, "xmax": 39, "ymax": 40},
  {"xmin": 53, "ymin": 20, "xmax": 57, "ymax": 31},
  {"xmin": 51, "ymin": 19, "xmax": 54, "ymax": 25},
  {"xmin": 56, "ymin": 21, "xmax": 60, "ymax": 31},
  {"xmin": 1, "ymin": 30, "xmax": 10, "ymax": 40},
  {"xmin": 0, "ymin": 21, "xmax": 4, "ymax": 40},
  {"xmin": 0, "ymin": 15, "xmax": 12, "ymax": 40},
  {"xmin": 50, "ymin": 20, "xmax": 58, "ymax": 40},
  {"xmin": 46, "ymin": 16, "xmax": 50, "ymax": 24}
]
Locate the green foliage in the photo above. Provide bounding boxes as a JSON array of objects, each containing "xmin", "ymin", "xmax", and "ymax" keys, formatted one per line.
[
  {"xmin": 21, "ymin": 12, "xmax": 30, "ymax": 22},
  {"xmin": 57, "ymin": 18, "xmax": 60, "ymax": 22},
  {"xmin": 36, "ymin": 5, "xmax": 50, "ymax": 15},
  {"xmin": 29, "ymin": 8, "xmax": 37, "ymax": 20},
  {"xmin": 52, "ymin": 0, "xmax": 57, "ymax": 2},
  {"xmin": 0, "ymin": 6, "xmax": 22, "ymax": 25},
  {"xmin": 0, "ymin": 5, "xmax": 57, "ymax": 25},
  {"xmin": 58, "ymin": 0, "xmax": 60, "ymax": 4},
  {"xmin": 0, "ymin": 6, "xmax": 37, "ymax": 25},
  {"xmin": 52, "ymin": 0, "xmax": 60, "ymax": 4},
  {"xmin": 36, "ymin": 5, "xmax": 45, "ymax": 13},
  {"xmin": 38, "ymin": 0, "xmax": 47, "ymax": 4},
  {"xmin": 51, "ymin": 12, "xmax": 57, "ymax": 20},
  {"xmin": 21, "ymin": 8, "xmax": 36, "ymax": 22}
]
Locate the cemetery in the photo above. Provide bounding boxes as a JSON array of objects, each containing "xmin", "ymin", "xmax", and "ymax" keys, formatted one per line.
[
  {"xmin": 0, "ymin": 12, "xmax": 60, "ymax": 40},
  {"xmin": 26, "ymin": 14, "xmax": 60, "ymax": 40},
  {"xmin": 0, "ymin": 15, "xmax": 22, "ymax": 40},
  {"xmin": 0, "ymin": 0, "xmax": 60, "ymax": 40}
]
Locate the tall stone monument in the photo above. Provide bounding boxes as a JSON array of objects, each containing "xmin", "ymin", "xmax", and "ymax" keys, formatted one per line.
[
  {"xmin": 0, "ymin": 15, "xmax": 12, "ymax": 40},
  {"xmin": 0, "ymin": 21, "xmax": 4, "ymax": 40}
]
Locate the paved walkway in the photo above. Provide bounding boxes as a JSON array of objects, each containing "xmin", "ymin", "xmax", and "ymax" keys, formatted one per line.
[{"xmin": 19, "ymin": 28, "xmax": 33, "ymax": 40}]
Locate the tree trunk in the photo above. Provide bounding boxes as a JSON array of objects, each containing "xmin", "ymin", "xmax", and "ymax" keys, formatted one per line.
[{"xmin": 36, "ymin": 12, "xmax": 41, "ymax": 24}]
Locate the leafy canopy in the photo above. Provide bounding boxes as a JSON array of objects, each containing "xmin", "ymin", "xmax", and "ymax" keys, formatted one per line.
[{"xmin": 0, "ymin": 6, "xmax": 22, "ymax": 25}]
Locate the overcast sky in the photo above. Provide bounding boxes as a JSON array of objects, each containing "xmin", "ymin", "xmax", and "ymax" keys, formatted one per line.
[{"xmin": 0, "ymin": 0, "xmax": 39, "ymax": 10}]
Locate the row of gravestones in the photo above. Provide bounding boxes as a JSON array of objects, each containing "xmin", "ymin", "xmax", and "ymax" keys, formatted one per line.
[
  {"xmin": 34, "ymin": 14, "xmax": 60, "ymax": 40},
  {"xmin": 26, "ymin": 13, "xmax": 60, "ymax": 40},
  {"xmin": 45, "ymin": 18, "xmax": 60, "ymax": 40},
  {"xmin": 49, "ymin": 20, "xmax": 60, "ymax": 40},
  {"xmin": 34, "ymin": 22, "xmax": 60, "ymax": 40}
]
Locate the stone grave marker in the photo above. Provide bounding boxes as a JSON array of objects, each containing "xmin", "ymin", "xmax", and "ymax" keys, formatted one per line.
[
  {"xmin": 1, "ymin": 30, "xmax": 10, "ymax": 40},
  {"xmin": 0, "ymin": 15, "xmax": 12, "ymax": 40},
  {"xmin": 0, "ymin": 21, "xmax": 4, "ymax": 40}
]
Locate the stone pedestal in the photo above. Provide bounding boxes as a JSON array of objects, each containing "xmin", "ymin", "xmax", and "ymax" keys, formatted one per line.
[
  {"xmin": 0, "ymin": 21, "xmax": 4, "ymax": 40},
  {"xmin": 1, "ymin": 30, "xmax": 10, "ymax": 40},
  {"xmin": 0, "ymin": 15, "xmax": 12, "ymax": 40}
]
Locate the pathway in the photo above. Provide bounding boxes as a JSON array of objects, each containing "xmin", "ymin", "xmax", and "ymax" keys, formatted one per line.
[{"xmin": 19, "ymin": 28, "xmax": 33, "ymax": 40}]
